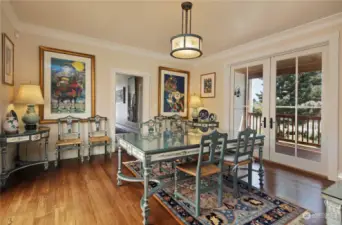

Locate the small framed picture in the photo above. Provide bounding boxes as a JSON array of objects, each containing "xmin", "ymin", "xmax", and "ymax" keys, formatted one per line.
[
  {"xmin": 200, "ymin": 72, "xmax": 216, "ymax": 98},
  {"xmin": 2, "ymin": 33, "xmax": 14, "ymax": 86}
]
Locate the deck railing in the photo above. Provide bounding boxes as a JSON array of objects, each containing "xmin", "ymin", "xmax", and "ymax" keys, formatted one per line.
[{"xmin": 247, "ymin": 113, "xmax": 321, "ymax": 147}]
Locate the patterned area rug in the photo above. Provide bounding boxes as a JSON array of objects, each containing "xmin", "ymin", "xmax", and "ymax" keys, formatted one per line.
[{"xmin": 123, "ymin": 160, "xmax": 307, "ymax": 225}]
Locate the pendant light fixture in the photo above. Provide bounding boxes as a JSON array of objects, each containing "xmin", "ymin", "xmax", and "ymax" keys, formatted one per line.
[{"xmin": 170, "ymin": 2, "xmax": 203, "ymax": 59}]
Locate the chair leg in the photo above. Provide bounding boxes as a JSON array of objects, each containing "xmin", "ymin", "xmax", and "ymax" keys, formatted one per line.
[
  {"xmin": 54, "ymin": 146, "xmax": 58, "ymax": 167},
  {"xmin": 248, "ymin": 162, "xmax": 252, "ymax": 192},
  {"xmin": 233, "ymin": 168, "xmax": 239, "ymax": 198},
  {"xmin": 78, "ymin": 144, "xmax": 81, "ymax": 163},
  {"xmin": 195, "ymin": 176, "xmax": 201, "ymax": 217},
  {"xmin": 88, "ymin": 143, "xmax": 91, "ymax": 161},
  {"xmin": 159, "ymin": 162, "xmax": 162, "ymax": 173},
  {"xmin": 105, "ymin": 141, "xmax": 107, "ymax": 157},
  {"xmin": 174, "ymin": 167, "xmax": 178, "ymax": 199},
  {"xmin": 218, "ymin": 172, "xmax": 223, "ymax": 207},
  {"xmin": 108, "ymin": 141, "xmax": 112, "ymax": 158}
]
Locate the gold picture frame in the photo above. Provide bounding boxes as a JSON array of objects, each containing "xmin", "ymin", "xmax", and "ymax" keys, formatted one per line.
[
  {"xmin": 2, "ymin": 33, "xmax": 14, "ymax": 86},
  {"xmin": 39, "ymin": 46, "xmax": 96, "ymax": 123},
  {"xmin": 158, "ymin": 66, "xmax": 190, "ymax": 118}
]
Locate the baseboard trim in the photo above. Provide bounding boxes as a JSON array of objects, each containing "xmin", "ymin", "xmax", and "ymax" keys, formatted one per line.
[{"xmin": 254, "ymin": 157, "xmax": 328, "ymax": 180}]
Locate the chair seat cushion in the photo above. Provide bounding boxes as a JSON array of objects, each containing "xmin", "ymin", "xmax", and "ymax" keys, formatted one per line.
[
  {"xmin": 89, "ymin": 136, "xmax": 111, "ymax": 143},
  {"xmin": 176, "ymin": 162, "xmax": 220, "ymax": 177},
  {"xmin": 56, "ymin": 138, "xmax": 82, "ymax": 146},
  {"xmin": 223, "ymin": 154, "xmax": 251, "ymax": 166}
]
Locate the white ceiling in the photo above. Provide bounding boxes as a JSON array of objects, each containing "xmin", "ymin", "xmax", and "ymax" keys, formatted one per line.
[{"xmin": 9, "ymin": 1, "xmax": 342, "ymax": 57}]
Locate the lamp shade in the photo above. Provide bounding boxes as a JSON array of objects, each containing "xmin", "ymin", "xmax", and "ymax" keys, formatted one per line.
[
  {"xmin": 14, "ymin": 84, "xmax": 45, "ymax": 105},
  {"xmin": 189, "ymin": 94, "xmax": 202, "ymax": 108}
]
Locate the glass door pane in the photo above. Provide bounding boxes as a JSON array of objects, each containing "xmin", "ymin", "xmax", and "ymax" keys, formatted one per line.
[
  {"xmin": 233, "ymin": 67, "xmax": 248, "ymax": 137},
  {"xmin": 275, "ymin": 58, "xmax": 296, "ymax": 157},
  {"xmin": 297, "ymin": 53, "xmax": 322, "ymax": 162}
]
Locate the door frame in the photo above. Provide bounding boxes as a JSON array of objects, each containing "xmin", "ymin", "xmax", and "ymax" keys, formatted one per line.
[
  {"xmin": 229, "ymin": 58, "xmax": 271, "ymax": 160},
  {"xmin": 225, "ymin": 32, "xmax": 339, "ymax": 180},
  {"xmin": 269, "ymin": 46, "xmax": 328, "ymax": 176}
]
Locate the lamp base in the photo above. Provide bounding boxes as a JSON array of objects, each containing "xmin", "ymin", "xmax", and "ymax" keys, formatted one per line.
[{"xmin": 25, "ymin": 124, "xmax": 37, "ymax": 131}]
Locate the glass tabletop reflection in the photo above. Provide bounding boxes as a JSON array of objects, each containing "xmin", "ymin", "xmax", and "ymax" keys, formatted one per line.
[{"xmin": 116, "ymin": 130, "xmax": 264, "ymax": 154}]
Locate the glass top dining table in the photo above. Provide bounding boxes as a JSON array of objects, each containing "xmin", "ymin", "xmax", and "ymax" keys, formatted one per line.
[
  {"xmin": 116, "ymin": 130, "xmax": 266, "ymax": 225},
  {"xmin": 116, "ymin": 130, "xmax": 265, "ymax": 154}
]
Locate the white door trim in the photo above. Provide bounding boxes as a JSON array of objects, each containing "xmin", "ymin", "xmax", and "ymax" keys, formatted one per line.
[
  {"xmin": 224, "ymin": 32, "xmax": 339, "ymax": 181},
  {"xmin": 110, "ymin": 68, "xmax": 151, "ymax": 149}
]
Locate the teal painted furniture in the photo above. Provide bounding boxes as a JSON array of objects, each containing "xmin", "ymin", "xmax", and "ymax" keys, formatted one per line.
[
  {"xmin": 87, "ymin": 115, "xmax": 112, "ymax": 160},
  {"xmin": 116, "ymin": 131, "xmax": 265, "ymax": 225},
  {"xmin": 55, "ymin": 116, "xmax": 83, "ymax": 167},
  {"xmin": 168, "ymin": 114, "xmax": 187, "ymax": 133},
  {"xmin": 174, "ymin": 130, "xmax": 228, "ymax": 217},
  {"xmin": 223, "ymin": 127, "xmax": 257, "ymax": 197}
]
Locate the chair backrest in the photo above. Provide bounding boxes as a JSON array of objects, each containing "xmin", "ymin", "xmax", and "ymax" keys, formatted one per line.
[
  {"xmin": 139, "ymin": 119, "xmax": 161, "ymax": 136},
  {"xmin": 154, "ymin": 115, "xmax": 169, "ymax": 131},
  {"xmin": 88, "ymin": 115, "xmax": 108, "ymax": 138},
  {"xmin": 234, "ymin": 127, "xmax": 257, "ymax": 164},
  {"xmin": 197, "ymin": 130, "xmax": 228, "ymax": 174},
  {"xmin": 168, "ymin": 114, "xmax": 186, "ymax": 133},
  {"xmin": 57, "ymin": 116, "xmax": 81, "ymax": 140}
]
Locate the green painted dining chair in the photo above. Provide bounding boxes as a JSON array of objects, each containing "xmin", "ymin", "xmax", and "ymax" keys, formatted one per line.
[
  {"xmin": 223, "ymin": 127, "xmax": 257, "ymax": 197},
  {"xmin": 174, "ymin": 130, "xmax": 227, "ymax": 217}
]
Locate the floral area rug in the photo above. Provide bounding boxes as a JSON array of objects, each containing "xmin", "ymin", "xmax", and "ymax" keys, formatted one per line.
[{"xmin": 123, "ymin": 160, "xmax": 307, "ymax": 225}]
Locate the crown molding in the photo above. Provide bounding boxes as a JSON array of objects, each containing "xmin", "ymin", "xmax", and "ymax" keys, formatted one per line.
[
  {"xmin": 3, "ymin": 1, "xmax": 342, "ymax": 67},
  {"xmin": 194, "ymin": 12, "xmax": 342, "ymax": 66},
  {"xmin": 1, "ymin": 1, "xmax": 192, "ymax": 65}
]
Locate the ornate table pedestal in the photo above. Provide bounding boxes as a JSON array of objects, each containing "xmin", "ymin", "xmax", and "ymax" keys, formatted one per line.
[{"xmin": 0, "ymin": 127, "xmax": 50, "ymax": 188}]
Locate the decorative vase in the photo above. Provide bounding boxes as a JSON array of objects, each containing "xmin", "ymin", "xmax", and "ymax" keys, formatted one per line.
[
  {"xmin": 3, "ymin": 116, "xmax": 19, "ymax": 134},
  {"xmin": 22, "ymin": 104, "xmax": 40, "ymax": 130}
]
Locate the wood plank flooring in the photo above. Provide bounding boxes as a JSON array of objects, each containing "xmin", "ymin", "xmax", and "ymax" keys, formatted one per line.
[{"xmin": 0, "ymin": 153, "xmax": 333, "ymax": 225}]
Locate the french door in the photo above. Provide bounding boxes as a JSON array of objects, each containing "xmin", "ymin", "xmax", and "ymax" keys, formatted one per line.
[
  {"xmin": 230, "ymin": 59, "xmax": 271, "ymax": 159},
  {"xmin": 230, "ymin": 46, "xmax": 328, "ymax": 176},
  {"xmin": 269, "ymin": 47, "xmax": 327, "ymax": 175}
]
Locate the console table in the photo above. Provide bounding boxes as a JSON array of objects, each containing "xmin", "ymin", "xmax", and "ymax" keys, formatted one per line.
[
  {"xmin": 322, "ymin": 182, "xmax": 342, "ymax": 225},
  {"xmin": 0, "ymin": 126, "xmax": 50, "ymax": 188}
]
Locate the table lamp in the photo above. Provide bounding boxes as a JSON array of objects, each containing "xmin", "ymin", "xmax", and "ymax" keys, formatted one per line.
[
  {"xmin": 189, "ymin": 94, "xmax": 202, "ymax": 122},
  {"xmin": 14, "ymin": 84, "xmax": 45, "ymax": 130}
]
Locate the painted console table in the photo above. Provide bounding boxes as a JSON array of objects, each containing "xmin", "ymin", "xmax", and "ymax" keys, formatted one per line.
[
  {"xmin": 322, "ymin": 182, "xmax": 342, "ymax": 225},
  {"xmin": 116, "ymin": 132, "xmax": 265, "ymax": 225},
  {"xmin": 0, "ymin": 126, "xmax": 50, "ymax": 188}
]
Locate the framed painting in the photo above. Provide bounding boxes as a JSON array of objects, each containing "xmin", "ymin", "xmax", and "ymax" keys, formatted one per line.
[
  {"xmin": 200, "ymin": 72, "xmax": 216, "ymax": 98},
  {"xmin": 116, "ymin": 87, "xmax": 126, "ymax": 103},
  {"xmin": 158, "ymin": 66, "xmax": 190, "ymax": 118},
  {"xmin": 2, "ymin": 33, "xmax": 14, "ymax": 86},
  {"xmin": 39, "ymin": 46, "xmax": 95, "ymax": 123}
]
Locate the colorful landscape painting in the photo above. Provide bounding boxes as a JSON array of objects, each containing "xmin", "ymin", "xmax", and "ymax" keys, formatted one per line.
[
  {"xmin": 50, "ymin": 58, "xmax": 86, "ymax": 113},
  {"xmin": 204, "ymin": 78, "xmax": 212, "ymax": 93},
  {"xmin": 163, "ymin": 74, "xmax": 185, "ymax": 113}
]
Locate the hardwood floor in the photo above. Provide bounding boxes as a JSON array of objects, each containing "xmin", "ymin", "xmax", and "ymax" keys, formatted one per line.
[{"xmin": 0, "ymin": 153, "xmax": 333, "ymax": 225}]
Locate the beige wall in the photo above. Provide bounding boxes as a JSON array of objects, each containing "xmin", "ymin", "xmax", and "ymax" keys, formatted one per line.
[
  {"xmin": 190, "ymin": 25, "xmax": 342, "ymax": 178},
  {"xmin": 0, "ymin": 10, "xmax": 190, "ymax": 162}
]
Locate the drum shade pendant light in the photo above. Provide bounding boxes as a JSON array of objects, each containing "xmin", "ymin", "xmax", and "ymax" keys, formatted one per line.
[{"xmin": 170, "ymin": 2, "xmax": 203, "ymax": 59}]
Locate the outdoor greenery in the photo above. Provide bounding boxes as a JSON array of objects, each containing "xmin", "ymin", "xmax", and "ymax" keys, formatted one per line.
[{"xmin": 253, "ymin": 71, "xmax": 322, "ymax": 116}]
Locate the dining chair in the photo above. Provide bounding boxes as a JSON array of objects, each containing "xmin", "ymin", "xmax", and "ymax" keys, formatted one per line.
[
  {"xmin": 174, "ymin": 130, "xmax": 227, "ymax": 217},
  {"xmin": 55, "ymin": 116, "xmax": 83, "ymax": 167},
  {"xmin": 168, "ymin": 114, "xmax": 187, "ymax": 133},
  {"xmin": 87, "ymin": 115, "xmax": 112, "ymax": 160},
  {"xmin": 223, "ymin": 127, "xmax": 257, "ymax": 197}
]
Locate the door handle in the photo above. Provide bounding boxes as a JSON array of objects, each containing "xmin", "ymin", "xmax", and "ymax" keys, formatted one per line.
[
  {"xmin": 263, "ymin": 117, "xmax": 266, "ymax": 128},
  {"xmin": 270, "ymin": 117, "xmax": 273, "ymax": 129}
]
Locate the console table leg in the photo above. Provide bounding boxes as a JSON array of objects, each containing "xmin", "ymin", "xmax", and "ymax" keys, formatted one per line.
[
  {"xmin": 54, "ymin": 146, "xmax": 58, "ymax": 168},
  {"xmin": 44, "ymin": 139, "xmax": 49, "ymax": 170},
  {"xmin": 1, "ymin": 144, "xmax": 7, "ymax": 189},
  {"xmin": 117, "ymin": 146, "xmax": 122, "ymax": 186}
]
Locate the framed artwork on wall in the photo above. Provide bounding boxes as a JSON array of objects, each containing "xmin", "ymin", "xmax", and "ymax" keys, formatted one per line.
[
  {"xmin": 39, "ymin": 46, "xmax": 96, "ymax": 123},
  {"xmin": 200, "ymin": 72, "xmax": 216, "ymax": 98},
  {"xmin": 158, "ymin": 66, "xmax": 190, "ymax": 118},
  {"xmin": 2, "ymin": 33, "xmax": 14, "ymax": 86}
]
